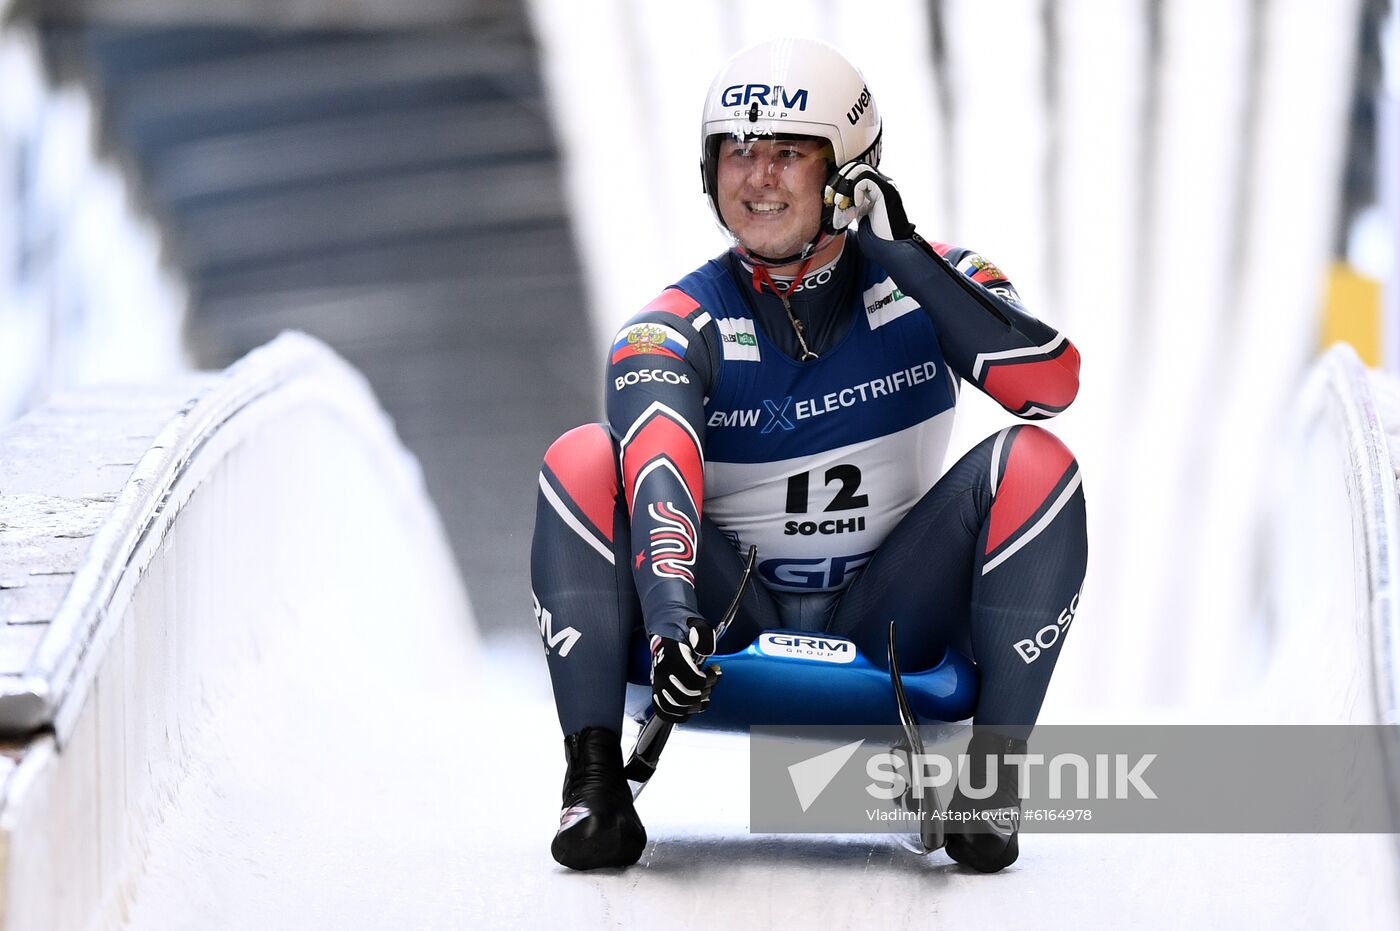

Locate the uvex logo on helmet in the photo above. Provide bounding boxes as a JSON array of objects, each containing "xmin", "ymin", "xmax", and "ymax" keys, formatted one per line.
[
  {"xmin": 847, "ymin": 85, "xmax": 872, "ymax": 125},
  {"xmin": 720, "ymin": 83, "xmax": 810, "ymax": 111}
]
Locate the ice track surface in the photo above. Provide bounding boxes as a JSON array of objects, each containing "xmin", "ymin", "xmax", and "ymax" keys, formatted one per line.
[
  {"xmin": 124, "ymin": 635, "xmax": 1398, "ymax": 930},
  {"xmin": 118, "ymin": 345, "xmax": 1400, "ymax": 929},
  {"xmin": 1, "ymin": 337, "xmax": 1395, "ymax": 929}
]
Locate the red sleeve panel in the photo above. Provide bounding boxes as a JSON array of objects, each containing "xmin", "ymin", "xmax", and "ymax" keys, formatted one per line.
[
  {"xmin": 619, "ymin": 401, "xmax": 705, "ymax": 519},
  {"xmin": 859, "ymin": 227, "xmax": 1080, "ymax": 420},
  {"xmin": 606, "ymin": 295, "xmax": 715, "ymax": 642},
  {"xmin": 976, "ymin": 337, "xmax": 1081, "ymax": 420}
]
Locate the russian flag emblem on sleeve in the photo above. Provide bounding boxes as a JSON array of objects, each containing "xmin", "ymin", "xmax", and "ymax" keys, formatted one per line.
[{"xmin": 611, "ymin": 323, "xmax": 689, "ymax": 364}]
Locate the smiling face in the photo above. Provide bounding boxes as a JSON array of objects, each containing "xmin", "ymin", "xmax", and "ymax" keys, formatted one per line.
[{"xmin": 715, "ymin": 136, "xmax": 833, "ymax": 265}]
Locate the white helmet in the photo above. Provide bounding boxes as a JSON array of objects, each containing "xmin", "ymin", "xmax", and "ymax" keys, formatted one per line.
[{"xmin": 700, "ymin": 38, "xmax": 882, "ymax": 263}]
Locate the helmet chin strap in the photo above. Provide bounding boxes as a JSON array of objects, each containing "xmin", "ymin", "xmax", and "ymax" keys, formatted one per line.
[{"xmin": 735, "ymin": 228, "xmax": 838, "ymax": 269}]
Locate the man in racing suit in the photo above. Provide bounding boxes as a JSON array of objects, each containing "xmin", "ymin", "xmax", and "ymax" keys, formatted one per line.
[{"xmin": 531, "ymin": 38, "xmax": 1087, "ymax": 874}]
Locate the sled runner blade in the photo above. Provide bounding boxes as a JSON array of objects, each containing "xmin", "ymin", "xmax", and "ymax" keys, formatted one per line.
[
  {"xmin": 626, "ymin": 546, "xmax": 757, "ymax": 798},
  {"xmin": 888, "ymin": 620, "xmax": 945, "ymax": 853}
]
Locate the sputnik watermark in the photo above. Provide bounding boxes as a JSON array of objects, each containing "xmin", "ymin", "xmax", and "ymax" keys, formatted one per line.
[
  {"xmin": 865, "ymin": 751, "xmax": 1158, "ymax": 801},
  {"xmin": 754, "ymin": 725, "xmax": 1400, "ymax": 834},
  {"xmin": 789, "ymin": 745, "xmax": 1157, "ymax": 812}
]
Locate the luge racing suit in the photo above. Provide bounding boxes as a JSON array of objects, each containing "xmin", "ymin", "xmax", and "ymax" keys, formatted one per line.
[{"xmin": 532, "ymin": 226, "xmax": 1086, "ymax": 738}]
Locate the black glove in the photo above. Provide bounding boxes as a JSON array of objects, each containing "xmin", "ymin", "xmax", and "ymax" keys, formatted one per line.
[
  {"xmin": 824, "ymin": 163, "xmax": 915, "ymax": 240},
  {"xmin": 650, "ymin": 618, "xmax": 721, "ymax": 722}
]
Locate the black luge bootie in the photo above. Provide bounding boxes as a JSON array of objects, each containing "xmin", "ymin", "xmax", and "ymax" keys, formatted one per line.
[
  {"xmin": 550, "ymin": 727, "xmax": 647, "ymax": 871},
  {"xmin": 945, "ymin": 730, "xmax": 1028, "ymax": 873}
]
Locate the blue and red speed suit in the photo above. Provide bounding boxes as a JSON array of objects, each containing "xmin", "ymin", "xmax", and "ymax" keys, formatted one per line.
[{"xmin": 532, "ymin": 225, "xmax": 1087, "ymax": 740}]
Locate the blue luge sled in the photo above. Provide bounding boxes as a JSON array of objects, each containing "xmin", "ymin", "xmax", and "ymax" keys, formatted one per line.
[{"xmin": 626, "ymin": 629, "xmax": 978, "ymax": 730}]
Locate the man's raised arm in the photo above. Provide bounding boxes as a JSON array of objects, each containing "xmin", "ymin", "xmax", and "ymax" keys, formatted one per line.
[{"xmin": 829, "ymin": 164, "xmax": 1080, "ymax": 419}]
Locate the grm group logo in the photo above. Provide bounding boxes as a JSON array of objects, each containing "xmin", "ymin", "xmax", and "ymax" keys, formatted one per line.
[
  {"xmin": 532, "ymin": 591, "xmax": 581, "ymax": 658},
  {"xmin": 720, "ymin": 83, "xmax": 810, "ymax": 111},
  {"xmin": 759, "ymin": 632, "xmax": 857, "ymax": 664}
]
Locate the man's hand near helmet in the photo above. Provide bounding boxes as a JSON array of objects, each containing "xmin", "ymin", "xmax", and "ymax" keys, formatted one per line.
[
  {"xmin": 825, "ymin": 162, "xmax": 916, "ymax": 241},
  {"xmin": 821, "ymin": 159, "xmax": 1079, "ymax": 418}
]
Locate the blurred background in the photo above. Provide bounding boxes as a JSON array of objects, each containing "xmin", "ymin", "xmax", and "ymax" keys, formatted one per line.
[{"xmin": 0, "ymin": 0, "xmax": 1394, "ymax": 713}]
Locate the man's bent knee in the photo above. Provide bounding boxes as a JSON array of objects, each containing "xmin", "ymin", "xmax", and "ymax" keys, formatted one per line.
[
  {"xmin": 985, "ymin": 425, "xmax": 1084, "ymax": 567},
  {"xmin": 539, "ymin": 424, "xmax": 619, "ymax": 547}
]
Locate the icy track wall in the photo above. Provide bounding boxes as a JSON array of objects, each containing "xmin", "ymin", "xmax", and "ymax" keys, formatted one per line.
[
  {"xmin": 1270, "ymin": 343, "xmax": 1400, "ymax": 733},
  {"xmin": 1268, "ymin": 342, "xmax": 1400, "ymax": 905},
  {"xmin": 0, "ymin": 333, "xmax": 475, "ymax": 930}
]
